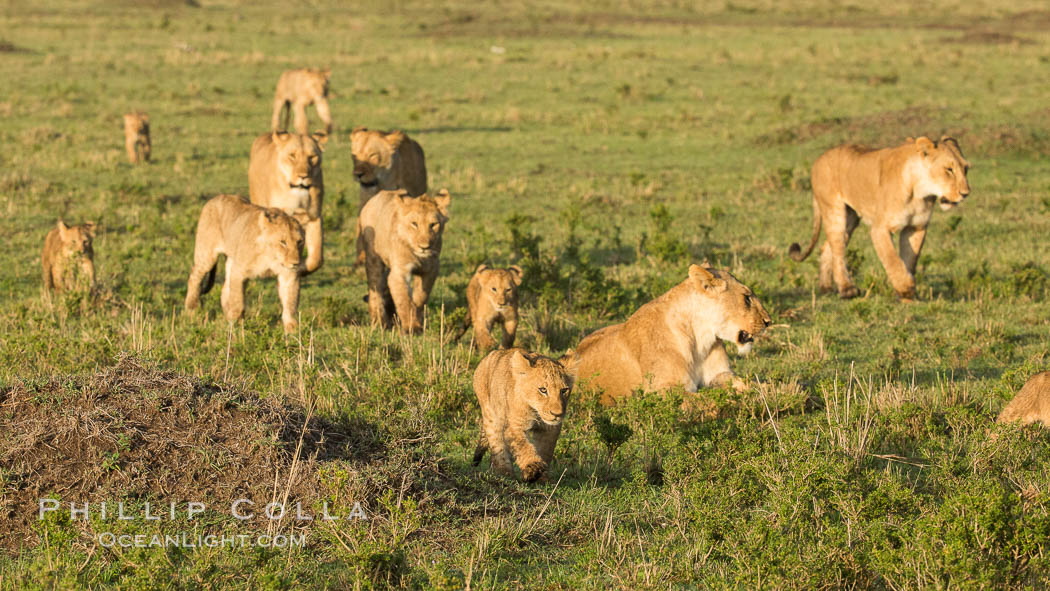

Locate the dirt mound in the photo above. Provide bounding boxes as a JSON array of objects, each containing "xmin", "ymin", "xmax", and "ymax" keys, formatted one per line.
[{"xmin": 0, "ymin": 356, "xmax": 358, "ymax": 552}]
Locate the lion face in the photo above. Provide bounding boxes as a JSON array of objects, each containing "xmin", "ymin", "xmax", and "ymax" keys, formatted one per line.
[
  {"xmin": 913, "ymin": 136, "xmax": 971, "ymax": 211},
  {"xmin": 57, "ymin": 221, "xmax": 95, "ymax": 258},
  {"xmin": 394, "ymin": 190, "xmax": 451, "ymax": 257},
  {"xmin": 510, "ymin": 351, "xmax": 574, "ymax": 426},
  {"xmin": 259, "ymin": 209, "xmax": 305, "ymax": 270},
  {"xmin": 272, "ymin": 132, "xmax": 326, "ymax": 201},
  {"xmin": 687, "ymin": 264, "xmax": 771, "ymax": 355},
  {"xmin": 476, "ymin": 265, "xmax": 523, "ymax": 308},
  {"xmin": 350, "ymin": 128, "xmax": 405, "ymax": 190}
]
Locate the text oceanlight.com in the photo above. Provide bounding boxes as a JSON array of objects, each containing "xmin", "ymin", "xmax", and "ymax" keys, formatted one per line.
[{"xmin": 97, "ymin": 532, "xmax": 306, "ymax": 549}]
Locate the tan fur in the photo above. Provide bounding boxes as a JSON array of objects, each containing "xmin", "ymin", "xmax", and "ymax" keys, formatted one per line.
[
  {"xmin": 350, "ymin": 127, "xmax": 427, "ymax": 210},
  {"xmin": 472, "ymin": 348, "xmax": 575, "ymax": 482},
  {"xmin": 998, "ymin": 372, "xmax": 1050, "ymax": 427},
  {"xmin": 123, "ymin": 112, "xmax": 150, "ymax": 164},
  {"xmin": 790, "ymin": 136, "xmax": 971, "ymax": 300},
  {"xmin": 184, "ymin": 194, "xmax": 304, "ymax": 334},
  {"xmin": 566, "ymin": 264, "xmax": 771, "ymax": 406},
  {"xmin": 271, "ymin": 68, "xmax": 332, "ymax": 135},
  {"xmin": 248, "ymin": 131, "xmax": 327, "ymax": 275},
  {"xmin": 356, "ymin": 189, "xmax": 451, "ymax": 334},
  {"xmin": 42, "ymin": 220, "xmax": 96, "ymax": 292},
  {"xmin": 456, "ymin": 264, "xmax": 523, "ymax": 350}
]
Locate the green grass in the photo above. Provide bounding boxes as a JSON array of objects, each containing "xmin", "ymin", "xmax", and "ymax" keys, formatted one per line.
[{"xmin": 3, "ymin": 0, "xmax": 1050, "ymax": 588}]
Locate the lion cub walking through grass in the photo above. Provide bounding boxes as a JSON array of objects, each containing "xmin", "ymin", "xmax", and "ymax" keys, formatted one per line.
[
  {"xmin": 271, "ymin": 68, "xmax": 332, "ymax": 135},
  {"xmin": 42, "ymin": 220, "xmax": 96, "ymax": 292},
  {"xmin": 998, "ymin": 372, "xmax": 1050, "ymax": 427},
  {"xmin": 455, "ymin": 264, "xmax": 523, "ymax": 350},
  {"xmin": 123, "ymin": 112, "xmax": 150, "ymax": 164},
  {"xmin": 184, "ymin": 195, "xmax": 304, "ymax": 334},
  {"xmin": 473, "ymin": 348, "xmax": 575, "ymax": 482}
]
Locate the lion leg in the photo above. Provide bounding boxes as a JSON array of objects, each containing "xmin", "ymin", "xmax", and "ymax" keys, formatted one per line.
[
  {"xmin": 185, "ymin": 243, "xmax": 220, "ymax": 312},
  {"xmin": 271, "ymin": 97, "xmax": 286, "ymax": 132},
  {"xmin": 43, "ymin": 257, "xmax": 55, "ymax": 292},
  {"xmin": 292, "ymin": 101, "xmax": 309, "ymax": 135},
  {"xmin": 220, "ymin": 262, "xmax": 246, "ymax": 323},
  {"xmin": 485, "ymin": 430, "xmax": 514, "ymax": 477},
  {"xmin": 818, "ymin": 241, "xmax": 834, "ymax": 293},
  {"xmin": 365, "ymin": 258, "xmax": 392, "ymax": 329},
  {"xmin": 81, "ymin": 258, "xmax": 96, "ymax": 289},
  {"xmin": 408, "ymin": 271, "xmax": 436, "ymax": 333},
  {"xmin": 277, "ymin": 270, "xmax": 300, "ymax": 333},
  {"xmin": 701, "ymin": 341, "xmax": 747, "ymax": 391},
  {"xmin": 500, "ymin": 313, "xmax": 518, "ymax": 349},
  {"xmin": 301, "ymin": 217, "xmax": 323, "ymax": 274},
  {"xmin": 899, "ymin": 226, "xmax": 927, "ymax": 277},
  {"xmin": 533, "ymin": 425, "xmax": 562, "ymax": 466},
  {"xmin": 509, "ymin": 431, "xmax": 546, "ymax": 483},
  {"xmin": 824, "ymin": 207, "xmax": 858, "ymax": 299},
  {"xmin": 871, "ymin": 225, "xmax": 915, "ymax": 300},
  {"xmin": 141, "ymin": 137, "xmax": 151, "ymax": 163},
  {"xmin": 313, "ymin": 98, "xmax": 333, "ymax": 135},
  {"xmin": 125, "ymin": 137, "xmax": 138, "ymax": 164},
  {"xmin": 388, "ymin": 272, "xmax": 420, "ymax": 334},
  {"xmin": 473, "ymin": 315, "xmax": 498, "ymax": 351}
]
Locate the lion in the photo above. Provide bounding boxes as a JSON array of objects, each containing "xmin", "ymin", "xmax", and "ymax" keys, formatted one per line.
[
  {"xmin": 248, "ymin": 131, "xmax": 326, "ymax": 275},
  {"xmin": 350, "ymin": 127, "xmax": 427, "ymax": 210},
  {"xmin": 454, "ymin": 264, "xmax": 523, "ymax": 350},
  {"xmin": 42, "ymin": 220, "xmax": 96, "ymax": 292},
  {"xmin": 356, "ymin": 189, "xmax": 451, "ymax": 334},
  {"xmin": 184, "ymin": 194, "xmax": 304, "ymax": 334},
  {"xmin": 123, "ymin": 112, "xmax": 150, "ymax": 164},
  {"xmin": 271, "ymin": 68, "xmax": 332, "ymax": 135},
  {"xmin": 997, "ymin": 372, "xmax": 1050, "ymax": 427},
  {"xmin": 472, "ymin": 348, "xmax": 575, "ymax": 482},
  {"xmin": 564, "ymin": 264, "xmax": 771, "ymax": 406},
  {"xmin": 789, "ymin": 136, "xmax": 971, "ymax": 300}
]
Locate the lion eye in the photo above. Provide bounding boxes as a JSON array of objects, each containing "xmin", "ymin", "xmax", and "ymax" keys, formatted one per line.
[
  {"xmin": 560, "ymin": 388, "xmax": 570, "ymax": 396},
  {"xmin": 538, "ymin": 387, "xmax": 548, "ymax": 396},
  {"xmin": 430, "ymin": 223, "xmax": 439, "ymax": 231},
  {"xmin": 491, "ymin": 286, "xmax": 497, "ymax": 292},
  {"xmin": 744, "ymin": 295, "xmax": 751, "ymax": 308},
  {"xmin": 946, "ymin": 167, "xmax": 954, "ymax": 175},
  {"xmin": 281, "ymin": 240, "xmax": 288, "ymax": 247}
]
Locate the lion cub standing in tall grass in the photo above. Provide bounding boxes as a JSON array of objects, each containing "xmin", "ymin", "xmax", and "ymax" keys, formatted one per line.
[
  {"xmin": 123, "ymin": 112, "xmax": 150, "ymax": 164},
  {"xmin": 456, "ymin": 264, "xmax": 523, "ymax": 350},
  {"xmin": 184, "ymin": 195, "xmax": 304, "ymax": 334},
  {"xmin": 271, "ymin": 68, "xmax": 332, "ymax": 135},
  {"xmin": 998, "ymin": 372, "xmax": 1050, "ymax": 427},
  {"xmin": 472, "ymin": 349, "xmax": 575, "ymax": 482},
  {"xmin": 42, "ymin": 220, "xmax": 96, "ymax": 292}
]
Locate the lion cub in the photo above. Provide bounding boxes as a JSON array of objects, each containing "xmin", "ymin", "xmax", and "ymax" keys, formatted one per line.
[
  {"xmin": 123, "ymin": 112, "xmax": 151, "ymax": 163},
  {"xmin": 456, "ymin": 264, "xmax": 523, "ymax": 350},
  {"xmin": 998, "ymin": 372, "xmax": 1050, "ymax": 427},
  {"xmin": 357, "ymin": 189, "xmax": 451, "ymax": 334},
  {"xmin": 271, "ymin": 68, "xmax": 332, "ymax": 135},
  {"xmin": 42, "ymin": 220, "xmax": 96, "ymax": 292},
  {"xmin": 472, "ymin": 348, "xmax": 575, "ymax": 482},
  {"xmin": 184, "ymin": 195, "xmax": 304, "ymax": 333}
]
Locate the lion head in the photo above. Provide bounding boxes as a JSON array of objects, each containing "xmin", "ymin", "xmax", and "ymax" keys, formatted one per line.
[
  {"xmin": 271, "ymin": 131, "xmax": 326, "ymax": 201},
  {"xmin": 509, "ymin": 350, "xmax": 574, "ymax": 426},
  {"xmin": 911, "ymin": 135, "xmax": 971, "ymax": 211},
  {"xmin": 56, "ymin": 220, "xmax": 95, "ymax": 258},
  {"xmin": 123, "ymin": 112, "xmax": 149, "ymax": 134},
  {"xmin": 259, "ymin": 209, "xmax": 305, "ymax": 270},
  {"xmin": 350, "ymin": 128, "xmax": 407, "ymax": 190},
  {"xmin": 393, "ymin": 190, "xmax": 451, "ymax": 257},
  {"xmin": 686, "ymin": 263, "xmax": 771, "ymax": 355},
  {"xmin": 474, "ymin": 264, "xmax": 523, "ymax": 308}
]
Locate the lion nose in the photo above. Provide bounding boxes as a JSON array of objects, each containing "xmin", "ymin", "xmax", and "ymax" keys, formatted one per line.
[
  {"xmin": 960, "ymin": 189, "xmax": 970, "ymax": 198},
  {"xmin": 764, "ymin": 318, "xmax": 771, "ymax": 327}
]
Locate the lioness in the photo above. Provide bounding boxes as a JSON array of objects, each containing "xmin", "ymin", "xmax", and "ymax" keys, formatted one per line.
[
  {"xmin": 271, "ymin": 68, "xmax": 332, "ymax": 135},
  {"xmin": 350, "ymin": 127, "xmax": 427, "ymax": 210},
  {"xmin": 790, "ymin": 136, "xmax": 971, "ymax": 300},
  {"xmin": 123, "ymin": 112, "xmax": 151, "ymax": 164},
  {"xmin": 248, "ymin": 131, "xmax": 326, "ymax": 275},
  {"xmin": 357, "ymin": 189, "xmax": 451, "ymax": 334},
  {"xmin": 998, "ymin": 372, "xmax": 1050, "ymax": 427},
  {"xmin": 566, "ymin": 264, "xmax": 771, "ymax": 406},
  {"xmin": 42, "ymin": 220, "xmax": 96, "ymax": 292},
  {"xmin": 455, "ymin": 264, "xmax": 523, "ymax": 350},
  {"xmin": 472, "ymin": 348, "xmax": 575, "ymax": 482},
  {"xmin": 184, "ymin": 194, "xmax": 304, "ymax": 334}
]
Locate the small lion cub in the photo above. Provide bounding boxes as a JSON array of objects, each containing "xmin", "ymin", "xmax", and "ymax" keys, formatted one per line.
[
  {"xmin": 123, "ymin": 112, "xmax": 151, "ymax": 163},
  {"xmin": 998, "ymin": 372, "xmax": 1050, "ymax": 427},
  {"xmin": 457, "ymin": 264, "xmax": 523, "ymax": 350},
  {"xmin": 472, "ymin": 348, "xmax": 575, "ymax": 482},
  {"xmin": 42, "ymin": 220, "xmax": 96, "ymax": 292}
]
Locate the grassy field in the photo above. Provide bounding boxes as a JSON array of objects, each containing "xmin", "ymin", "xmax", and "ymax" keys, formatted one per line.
[{"xmin": 3, "ymin": 0, "xmax": 1050, "ymax": 588}]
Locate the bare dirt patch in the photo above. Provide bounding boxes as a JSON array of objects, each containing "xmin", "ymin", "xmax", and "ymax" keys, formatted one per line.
[{"xmin": 944, "ymin": 31, "xmax": 1034, "ymax": 45}]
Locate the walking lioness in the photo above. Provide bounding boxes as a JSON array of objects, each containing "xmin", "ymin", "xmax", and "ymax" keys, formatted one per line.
[
  {"xmin": 123, "ymin": 112, "xmax": 150, "ymax": 164},
  {"xmin": 42, "ymin": 220, "xmax": 96, "ymax": 292},
  {"xmin": 271, "ymin": 68, "xmax": 332, "ymax": 135},
  {"xmin": 790, "ymin": 136, "xmax": 971, "ymax": 300}
]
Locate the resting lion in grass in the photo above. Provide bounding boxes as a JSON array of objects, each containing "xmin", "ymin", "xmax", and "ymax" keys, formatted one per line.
[
  {"xmin": 271, "ymin": 68, "xmax": 332, "ymax": 135},
  {"xmin": 350, "ymin": 127, "xmax": 427, "ymax": 210},
  {"xmin": 455, "ymin": 264, "xmax": 523, "ymax": 351},
  {"xmin": 42, "ymin": 220, "xmax": 96, "ymax": 292},
  {"xmin": 123, "ymin": 112, "xmax": 150, "ymax": 164},
  {"xmin": 790, "ymin": 136, "xmax": 971, "ymax": 300},
  {"xmin": 472, "ymin": 348, "xmax": 575, "ymax": 482},
  {"xmin": 998, "ymin": 372, "xmax": 1050, "ymax": 427},
  {"xmin": 565, "ymin": 264, "xmax": 771, "ymax": 406},
  {"xmin": 248, "ymin": 131, "xmax": 326, "ymax": 275},
  {"xmin": 184, "ymin": 194, "xmax": 304, "ymax": 334},
  {"xmin": 357, "ymin": 189, "xmax": 451, "ymax": 334}
]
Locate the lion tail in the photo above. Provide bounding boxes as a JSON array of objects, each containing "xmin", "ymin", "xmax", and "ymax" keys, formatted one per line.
[
  {"xmin": 789, "ymin": 198, "xmax": 822, "ymax": 262},
  {"xmin": 200, "ymin": 262, "xmax": 218, "ymax": 295}
]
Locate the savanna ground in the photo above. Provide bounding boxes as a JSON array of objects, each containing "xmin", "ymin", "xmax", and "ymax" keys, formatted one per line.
[{"xmin": 2, "ymin": 0, "xmax": 1050, "ymax": 588}]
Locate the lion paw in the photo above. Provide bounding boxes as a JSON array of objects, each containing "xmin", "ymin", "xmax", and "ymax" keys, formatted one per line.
[{"xmin": 520, "ymin": 460, "xmax": 547, "ymax": 483}]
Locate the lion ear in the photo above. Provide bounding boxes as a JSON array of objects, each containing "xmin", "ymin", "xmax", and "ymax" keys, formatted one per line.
[
  {"xmin": 384, "ymin": 130, "xmax": 406, "ymax": 149},
  {"xmin": 82, "ymin": 221, "xmax": 96, "ymax": 237},
  {"xmin": 474, "ymin": 264, "xmax": 489, "ymax": 275},
  {"xmin": 311, "ymin": 131, "xmax": 328, "ymax": 151},
  {"xmin": 558, "ymin": 349, "xmax": 580, "ymax": 380},
  {"xmin": 263, "ymin": 209, "xmax": 282, "ymax": 224},
  {"xmin": 271, "ymin": 131, "xmax": 285, "ymax": 144},
  {"xmin": 939, "ymin": 135, "xmax": 961, "ymax": 152},
  {"xmin": 510, "ymin": 349, "xmax": 534, "ymax": 373},
  {"xmin": 915, "ymin": 136, "xmax": 935, "ymax": 157},
  {"xmin": 433, "ymin": 189, "xmax": 451, "ymax": 217},
  {"xmin": 56, "ymin": 219, "xmax": 69, "ymax": 238},
  {"xmin": 509, "ymin": 265, "xmax": 524, "ymax": 285},
  {"xmin": 688, "ymin": 263, "xmax": 726, "ymax": 293},
  {"xmin": 322, "ymin": 67, "xmax": 331, "ymax": 79}
]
